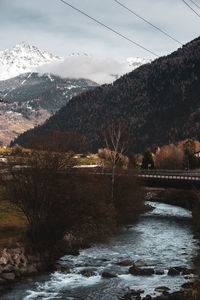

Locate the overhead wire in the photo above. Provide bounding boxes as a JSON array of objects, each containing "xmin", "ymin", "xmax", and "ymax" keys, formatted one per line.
[
  {"xmin": 188, "ymin": 0, "xmax": 200, "ymax": 10},
  {"xmin": 114, "ymin": 0, "xmax": 183, "ymax": 46},
  {"xmin": 58, "ymin": 0, "xmax": 159, "ymax": 57},
  {"xmin": 182, "ymin": 0, "xmax": 200, "ymax": 18}
]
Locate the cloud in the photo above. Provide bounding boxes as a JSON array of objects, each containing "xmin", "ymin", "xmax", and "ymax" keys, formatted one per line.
[
  {"xmin": 37, "ymin": 55, "xmax": 130, "ymax": 84},
  {"xmin": 0, "ymin": 0, "xmax": 199, "ymax": 60}
]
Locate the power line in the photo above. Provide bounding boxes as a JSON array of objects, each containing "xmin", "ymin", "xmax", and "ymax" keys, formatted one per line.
[
  {"xmin": 182, "ymin": 0, "xmax": 200, "ymax": 18},
  {"xmin": 114, "ymin": 0, "xmax": 183, "ymax": 46},
  {"xmin": 58, "ymin": 0, "xmax": 159, "ymax": 57},
  {"xmin": 189, "ymin": 0, "xmax": 200, "ymax": 10}
]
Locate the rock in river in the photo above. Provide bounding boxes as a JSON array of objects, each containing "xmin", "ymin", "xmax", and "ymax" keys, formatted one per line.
[
  {"xmin": 129, "ymin": 266, "xmax": 154, "ymax": 276},
  {"xmin": 102, "ymin": 271, "xmax": 117, "ymax": 278}
]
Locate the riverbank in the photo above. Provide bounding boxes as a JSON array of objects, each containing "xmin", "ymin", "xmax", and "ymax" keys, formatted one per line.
[
  {"xmin": 145, "ymin": 187, "xmax": 197, "ymax": 209},
  {"xmin": 0, "ymin": 204, "xmax": 152, "ymax": 293},
  {"xmin": 1, "ymin": 201, "xmax": 198, "ymax": 300}
]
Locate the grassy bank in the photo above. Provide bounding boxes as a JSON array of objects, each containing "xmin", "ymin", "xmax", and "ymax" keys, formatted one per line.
[
  {"xmin": 0, "ymin": 151, "xmax": 145, "ymax": 254},
  {"xmin": 0, "ymin": 187, "xmax": 27, "ymax": 248}
]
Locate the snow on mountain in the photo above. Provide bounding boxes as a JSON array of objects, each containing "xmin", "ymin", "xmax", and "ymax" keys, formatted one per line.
[
  {"xmin": 0, "ymin": 42, "xmax": 63, "ymax": 81},
  {"xmin": 126, "ymin": 57, "xmax": 152, "ymax": 69},
  {"xmin": 0, "ymin": 42, "xmax": 151, "ymax": 83}
]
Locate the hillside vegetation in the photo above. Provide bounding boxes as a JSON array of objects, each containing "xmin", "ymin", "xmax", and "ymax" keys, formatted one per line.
[{"xmin": 13, "ymin": 37, "xmax": 200, "ymax": 153}]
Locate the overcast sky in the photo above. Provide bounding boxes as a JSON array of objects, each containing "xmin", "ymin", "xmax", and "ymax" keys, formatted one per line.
[{"xmin": 0, "ymin": 0, "xmax": 199, "ymax": 60}]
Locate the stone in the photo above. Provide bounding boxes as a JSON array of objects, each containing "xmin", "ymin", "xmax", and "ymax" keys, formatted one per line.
[
  {"xmin": 155, "ymin": 286, "xmax": 170, "ymax": 293},
  {"xmin": 135, "ymin": 260, "xmax": 147, "ymax": 267},
  {"xmin": 168, "ymin": 268, "xmax": 180, "ymax": 276},
  {"xmin": 19, "ymin": 267, "xmax": 28, "ymax": 275},
  {"xmin": 181, "ymin": 268, "xmax": 193, "ymax": 275},
  {"xmin": 80, "ymin": 269, "xmax": 95, "ymax": 277},
  {"xmin": 13, "ymin": 254, "xmax": 21, "ymax": 266},
  {"xmin": 117, "ymin": 271, "xmax": 128, "ymax": 275},
  {"xmin": 181, "ymin": 282, "xmax": 193, "ymax": 289},
  {"xmin": 129, "ymin": 266, "xmax": 154, "ymax": 276},
  {"xmin": 144, "ymin": 295, "xmax": 152, "ymax": 300},
  {"xmin": 2, "ymin": 272, "xmax": 15, "ymax": 281},
  {"xmin": 155, "ymin": 269, "xmax": 164, "ymax": 275},
  {"xmin": 26, "ymin": 265, "xmax": 38, "ymax": 274},
  {"xmin": 120, "ymin": 290, "xmax": 143, "ymax": 299},
  {"xmin": 129, "ymin": 289, "xmax": 144, "ymax": 296},
  {"xmin": 117, "ymin": 260, "xmax": 134, "ymax": 266},
  {"xmin": 3, "ymin": 264, "xmax": 14, "ymax": 272},
  {"xmin": 20, "ymin": 254, "xmax": 28, "ymax": 267},
  {"xmin": 0, "ymin": 256, "xmax": 7, "ymax": 265},
  {"xmin": 102, "ymin": 271, "xmax": 117, "ymax": 278},
  {"xmin": 54, "ymin": 263, "xmax": 62, "ymax": 272}
]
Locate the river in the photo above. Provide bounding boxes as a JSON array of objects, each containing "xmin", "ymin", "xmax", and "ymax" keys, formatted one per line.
[{"xmin": 1, "ymin": 201, "xmax": 199, "ymax": 300}]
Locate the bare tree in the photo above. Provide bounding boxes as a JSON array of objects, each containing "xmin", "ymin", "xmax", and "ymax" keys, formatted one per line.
[{"xmin": 103, "ymin": 122, "xmax": 129, "ymax": 201}]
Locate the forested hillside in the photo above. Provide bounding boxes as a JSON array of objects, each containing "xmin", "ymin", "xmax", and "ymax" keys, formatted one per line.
[{"xmin": 13, "ymin": 37, "xmax": 200, "ymax": 153}]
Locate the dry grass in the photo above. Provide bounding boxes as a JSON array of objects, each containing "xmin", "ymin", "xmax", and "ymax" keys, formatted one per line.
[{"xmin": 0, "ymin": 186, "xmax": 27, "ymax": 247}]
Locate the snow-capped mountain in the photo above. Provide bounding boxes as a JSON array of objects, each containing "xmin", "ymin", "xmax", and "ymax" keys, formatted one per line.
[
  {"xmin": 0, "ymin": 42, "xmax": 151, "ymax": 145},
  {"xmin": 0, "ymin": 42, "xmax": 63, "ymax": 81},
  {"xmin": 0, "ymin": 42, "xmax": 151, "ymax": 83}
]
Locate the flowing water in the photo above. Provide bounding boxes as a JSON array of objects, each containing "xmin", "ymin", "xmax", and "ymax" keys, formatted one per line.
[{"xmin": 2, "ymin": 201, "xmax": 199, "ymax": 300}]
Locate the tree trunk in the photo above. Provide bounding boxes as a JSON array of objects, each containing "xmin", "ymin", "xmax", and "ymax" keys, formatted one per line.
[{"xmin": 111, "ymin": 165, "xmax": 116, "ymax": 202}]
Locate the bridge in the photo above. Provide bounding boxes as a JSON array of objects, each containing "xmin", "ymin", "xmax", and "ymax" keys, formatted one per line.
[
  {"xmin": 139, "ymin": 169, "xmax": 200, "ymax": 189},
  {"xmin": 71, "ymin": 167, "xmax": 200, "ymax": 189},
  {"xmin": 2, "ymin": 164, "xmax": 200, "ymax": 189}
]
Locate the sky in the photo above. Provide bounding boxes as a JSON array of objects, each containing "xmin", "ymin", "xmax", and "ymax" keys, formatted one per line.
[{"xmin": 0, "ymin": 0, "xmax": 200, "ymax": 61}]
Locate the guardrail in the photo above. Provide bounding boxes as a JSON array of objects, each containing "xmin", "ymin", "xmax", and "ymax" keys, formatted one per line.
[{"xmin": 140, "ymin": 169, "xmax": 200, "ymax": 183}]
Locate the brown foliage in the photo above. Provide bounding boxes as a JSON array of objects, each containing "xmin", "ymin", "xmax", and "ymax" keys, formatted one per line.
[
  {"xmin": 155, "ymin": 139, "xmax": 200, "ymax": 169},
  {"xmin": 155, "ymin": 144, "xmax": 185, "ymax": 169},
  {"xmin": 2, "ymin": 152, "xmax": 145, "ymax": 250},
  {"xmin": 114, "ymin": 170, "xmax": 145, "ymax": 224},
  {"xmin": 21, "ymin": 130, "xmax": 88, "ymax": 153}
]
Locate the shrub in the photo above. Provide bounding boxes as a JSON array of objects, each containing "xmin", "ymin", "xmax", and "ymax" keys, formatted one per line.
[{"xmin": 114, "ymin": 170, "xmax": 145, "ymax": 224}]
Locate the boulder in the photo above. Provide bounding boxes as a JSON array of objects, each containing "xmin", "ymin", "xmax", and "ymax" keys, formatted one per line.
[
  {"xmin": 3, "ymin": 264, "xmax": 14, "ymax": 272},
  {"xmin": 80, "ymin": 269, "xmax": 95, "ymax": 277},
  {"xmin": 181, "ymin": 282, "xmax": 193, "ymax": 289},
  {"xmin": 102, "ymin": 271, "xmax": 117, "ymax": 278},
  {"xmin": 143, "ymin": 295, "xmax": 152, "ymax": 300},
  {"xmin": 181, "ymin": 268, "xmax": 193, "ymax": 275},
  {"xmin": 129, "ymin": 266, "xmax": 154, "ymax": 276},
  {"xmin": 120, "ymin": 289, "xmax": 143, "ymax": 299},
  {"xmin": 168, "ymin": 268, "xmax": 180, "ymax": 276},
  {"xmin": 117, "ymin": 260, "xmax": 134, "ymax": 266},
  {"xmin": 117, "ymin": 271, "xmax": 129, "ymax": 275},
  {"xmin": 19, "ymin": 267, "xmax": 28, "ymax": 275},
  {"xmin": 2, "ymin": 272, "xmax": 15, "ymax": 281},
  {"xmin": 155, "ymin": 286, "xmax": 170, "ymax": 293},
  {"xmin": 135, "ymin": 260, "xmax": 147, "ymax": 267}
]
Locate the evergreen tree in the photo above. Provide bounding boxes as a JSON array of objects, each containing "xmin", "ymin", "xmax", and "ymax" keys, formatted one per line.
[{"xmin": 141, "ymin": 149, "xmax": 154, "ymax": 169}]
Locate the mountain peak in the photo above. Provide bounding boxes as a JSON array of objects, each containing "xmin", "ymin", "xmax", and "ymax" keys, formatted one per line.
[{"xmin": 0, "ymin": 43, "xmax": 63, "ymax": 81}]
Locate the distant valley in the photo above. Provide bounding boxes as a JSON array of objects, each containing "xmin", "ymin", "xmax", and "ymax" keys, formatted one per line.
[
  {"xmin": 0, "ymin": 72, "xmax": 97, "ymax": 146},
  {"xmin": 0, "ymin": 43, "xmax": 149, "ymax": 146},
  {"xmin": 14, "ymin": 36, "xmax": 200, "ymax": 153}
]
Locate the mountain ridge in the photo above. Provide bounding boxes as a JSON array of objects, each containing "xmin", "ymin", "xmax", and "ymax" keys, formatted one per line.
[
  {"xmin": 0, "ymin": 42, "xmax": 63, "ymax": 81},
  {"xmin": 13, "ymin": 36, "xmax": 200, "ymax": 153}
]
